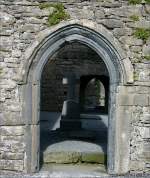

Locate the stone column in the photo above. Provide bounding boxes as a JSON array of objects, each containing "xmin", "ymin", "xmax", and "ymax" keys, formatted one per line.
[{"xmin": 60, "ymin": 73, "xmax": 81, "ymax": 130}]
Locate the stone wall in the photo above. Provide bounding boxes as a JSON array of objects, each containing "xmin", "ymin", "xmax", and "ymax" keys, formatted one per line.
[{"xmin": 0, "ymin": 0, "xmax": 150, "ymax": 174}]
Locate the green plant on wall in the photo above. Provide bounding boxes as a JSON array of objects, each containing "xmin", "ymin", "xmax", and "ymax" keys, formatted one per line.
[
  {"xmin": 128, "ymin": 0, "xmax": 150, "ymax": 4},
  {"xmin": 130, "ymin": 15, "xmax": 140, "ymax": 21},
  {"xmin": 0, "ymin": 67, "xmax": 2, "ymax": 76},
  {"xmin": 133, "ymin": 71, "xmax": 139, "ymax": 81},
  {"xmin": 39, "ymin": 3, "xmax": 70, "ymax": 26},
  {"xmin": 145, "ymin": 0, "xmax": 150, "ymax": 3},
  {"xmin": 134, "ymin": 28, "xmax": 150, "ymax": 42},
  {"xmin": 128, "ymin": 0, "xmax": 142, "ymax": 5},
  {"xmin": 144, "ymin": 55, "xmax": 150, "ymax": 61}
]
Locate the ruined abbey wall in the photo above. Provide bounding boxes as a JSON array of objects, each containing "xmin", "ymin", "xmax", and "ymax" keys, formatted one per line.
[{"xmin": 0, "ymin": 0, "xmax": 150, "ymax": 174}]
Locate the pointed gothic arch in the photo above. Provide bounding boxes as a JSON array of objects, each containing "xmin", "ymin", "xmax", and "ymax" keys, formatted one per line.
[{"xmin": 21, "ymin": 20, "xmax": 133, "ymax": 174}]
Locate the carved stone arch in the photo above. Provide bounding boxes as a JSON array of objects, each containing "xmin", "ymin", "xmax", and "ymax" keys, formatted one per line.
[{"xmin": 22, "ymin": 20, "xmax": 132, "ymax": 174}]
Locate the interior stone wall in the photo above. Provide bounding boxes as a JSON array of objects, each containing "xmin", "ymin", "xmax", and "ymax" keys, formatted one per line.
[
  {"xmin": 0, "ymin": 0, "xmax": 150, "ymax": 174},
  {"xmin": 41, "ymin": 42, "xmax": 108, "ymax": 112}
]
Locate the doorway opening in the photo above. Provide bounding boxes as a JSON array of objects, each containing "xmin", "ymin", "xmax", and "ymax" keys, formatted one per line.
[{"xmin": 40, "ymin": 42, "xmax": 109, "ymax": 172}]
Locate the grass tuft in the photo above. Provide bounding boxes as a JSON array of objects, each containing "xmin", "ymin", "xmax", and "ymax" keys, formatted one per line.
[
  {"xmin": 130, "ymin": 15, "xmax": 140, "ymax": 21},
  {"xmin": 134, "ymin": 28, "xmax": 150, "ymax": 42}
]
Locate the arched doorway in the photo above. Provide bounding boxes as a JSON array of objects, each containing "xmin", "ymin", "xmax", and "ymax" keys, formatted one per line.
[
  {"xmin": 80, "ymin": 75, "xmax": 109, "ymax": 113},
  {"xmin": 22, "ymin": 20, "xmax": 133, "ymax": 174},
  {"xmin": 40, "ymin": 42, "xmax": 109, "ymax": 170}
]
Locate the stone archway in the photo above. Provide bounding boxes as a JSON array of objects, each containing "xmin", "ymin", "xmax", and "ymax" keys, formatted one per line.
[
  {"xmin": 21, "ymin": 20, "xmax": 133, "ymax": 174},
  {"xmin": 80, "ymin": 75, "xmax": 109, "ymax": 113}
]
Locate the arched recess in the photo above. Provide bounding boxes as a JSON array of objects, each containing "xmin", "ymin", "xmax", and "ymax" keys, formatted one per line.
[
  {"xmin": 22, "ymin": 20, "xmax": 133, "ymax": 174},
  {"xmin": 80, "ymin": 75, "xmax": 109, "ymax": 113}
]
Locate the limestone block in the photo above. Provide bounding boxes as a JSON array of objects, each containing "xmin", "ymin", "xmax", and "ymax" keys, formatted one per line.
[
  {"xmin": 0, "ymin": 36, "xmax": 13, "ymax": 51},
  {"xmin": 140, "ymin": 143, "xmax": 150, "ymax": 161},
  {"xmin": 4, "ymin": 57, "xmax": 18, "ymax": 63},
  {"xmin": 0, "ymin": 126, "xmax": 24, "ymax": 136},
  {"xmin": 43, "ymin": 151, "xmax": 81, "ymax": 164},
  {"xmin": 129, "ymin": 20, "xmax": 150, "ymax": 29},
  {"xmin": 130, "ymin": 160, "xmax": 145, "ymax": 171},
  {"xmin": 95, "ymin": 9, "xmax": 105, "ymax": 19},
  {"xmin": 81, "ymin": 6, "xmax": 94, "ymax": 20},
  {"xmin": 143, "ymin": 44, "xmax": 150, "ymax": 56},
  {"xmin": 18, "ymin": 24, "xmax": 40, "ymax": 33},
  {"xmin": 141, "ymin": 127, "xmax": 150, "ymax": 139},
  {"xmin": 0, "ymin": 12, "xmax": 15, "ymax": 26},
  {"xmin": 0, "ymin": 111, "xmax": 23, "ymax": 126},
  {"xmin": 100, "ymin": 19, "xmax": 123, "ymax": 29},
  {"xmin": 0, "ymin": 152, "xmax": 24, "ymax": 160},
  {"xmin": 126, "ymin": 37, "xmax": 143, "ymax": 46},
  {"xmin": 133, "ymin": 95, "xmax": 149, "ymax": 106},
  {"xmin": 141, "ymin": 114, "xmax": 150, "ymax": 124},
  {"xmin": 12, "ymin": 50, "xmax": 22, "ymax": 58},
  {"xmin": 0, "ymin": 140, "xmax": 25, "ymax": 153},
  {"xmin": 1, "ymin": 135, "xmax": 24, "ymax": 143},
  {"xmin": 0, "ymin": 26, "xmax": 14, "ymax": 36},
  {"xmin": 117, "ymin": 94, "xmax": 134, "ymax": 106},
  {"xmin": 113, "ymin": 28, "xmax": 132, "ymax": 37},
  {"xmin": 0, "ymin": 160, "xmax": 23, "ymax": 171}
]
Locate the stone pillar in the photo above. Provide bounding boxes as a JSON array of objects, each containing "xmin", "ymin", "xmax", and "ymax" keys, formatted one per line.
[{"xmin": 60, "ymin": 73, "xmax": 81, "ymax": 130}]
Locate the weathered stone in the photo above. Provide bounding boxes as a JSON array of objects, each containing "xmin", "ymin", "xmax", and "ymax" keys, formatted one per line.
[
  {"xmin": 0, "ymin": 160, "xmax": 23, "ymax": 171},
  {"xmin": 143, "ymin": 44, "xmax": 150, "ymax": 56},
  {"xmin": 130, "ymin": 160, "xmax": 145, "ymax": 171},
  {"xmin": 0, "ymin": 112, "xmax": 22, "ymax": 126},
  {"xmin": 126, "ymin": 37, "xmax": 143, "ymax": 46},
  {"xmin": 100, "ymin": 19, "xmax": 123, "ymax": 29},
  {"xmin": 141, "ymin": 127, "xmax": 150, "ymax": 139},
  {"xmin": 0, "ymin": 0, "xmax": 150, "ymax": 175},
  {"xmin": 133, "ymin": 95, "xmax": 149, "ymax": 106},
  {"xmin": 0, "ymin": 126, "xmax": 24, "ymax": 136},
  {"xmin": 0, "ymin": 152, "xmax": 24, "ymax": 160},
  {"xmin": 0, "ymin": 12, "xmax": 15, "ymax": 25},
  {"xmin": 128, "ymin": 20, "xmax": 150, "ymax": 29},
  {"xmin": 81, "ymin": 152, "xmax": 106, "ymax": 164},
  {"xmin": 141, "ymin": 114, "xmax": 150, "ymax": 124},
  {"xmin": 0, "ymin": 36, "xmax": 13, "ymax": 51},
  {"xmin": 43, "ymin": 151, "xmax": 81, "ymax": 164},
  {"xmin": 12, "ymin": 50, "xmax": 22, "ymax": 58}
]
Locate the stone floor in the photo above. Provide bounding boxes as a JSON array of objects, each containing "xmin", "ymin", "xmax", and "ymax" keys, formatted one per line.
[{"xmin": 0, "ymin": 169, "xmax": 149, "ymax": 178}]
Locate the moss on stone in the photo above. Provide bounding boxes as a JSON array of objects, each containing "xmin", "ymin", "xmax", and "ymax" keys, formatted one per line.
[
  {"xmin": 81, "ymin": 153, "xmax": 107, "ymax": 164},
  {"xmin": 128, "ymin": 0, "xmax": 150, "ymax": 4},
  {"xmin": 128, "ymin": 0, "xmax": 142, "ymax": 5},
  {"xmin": 133, "ymin": 71, "xmax": 139, "ymax": 81},
  {"xmin": 134, "ymin": 28, "xmax": 150, "ymax": 42},
  {"xmin": 0, "ymin": 68, "xmax": 2, "ymax": 75},
  {"xmin": 144, "ymin": 55, "xmax": 150, "ymax": 61},
  {"xmin": 39, "ymin": 2, "xmax": 70, "ymax": 26},
  {"xmin": 145, "ymin": 0, "xmax": 150, "ymax": 4},
  {"xmin": 130, "ymin": 15, "xmax": 140, "ymax": 21}
]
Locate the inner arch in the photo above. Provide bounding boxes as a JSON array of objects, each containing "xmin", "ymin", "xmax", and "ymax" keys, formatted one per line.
[{"xmin": 40, "ymin": 41, "xmax": 109, "ymax": 170}]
